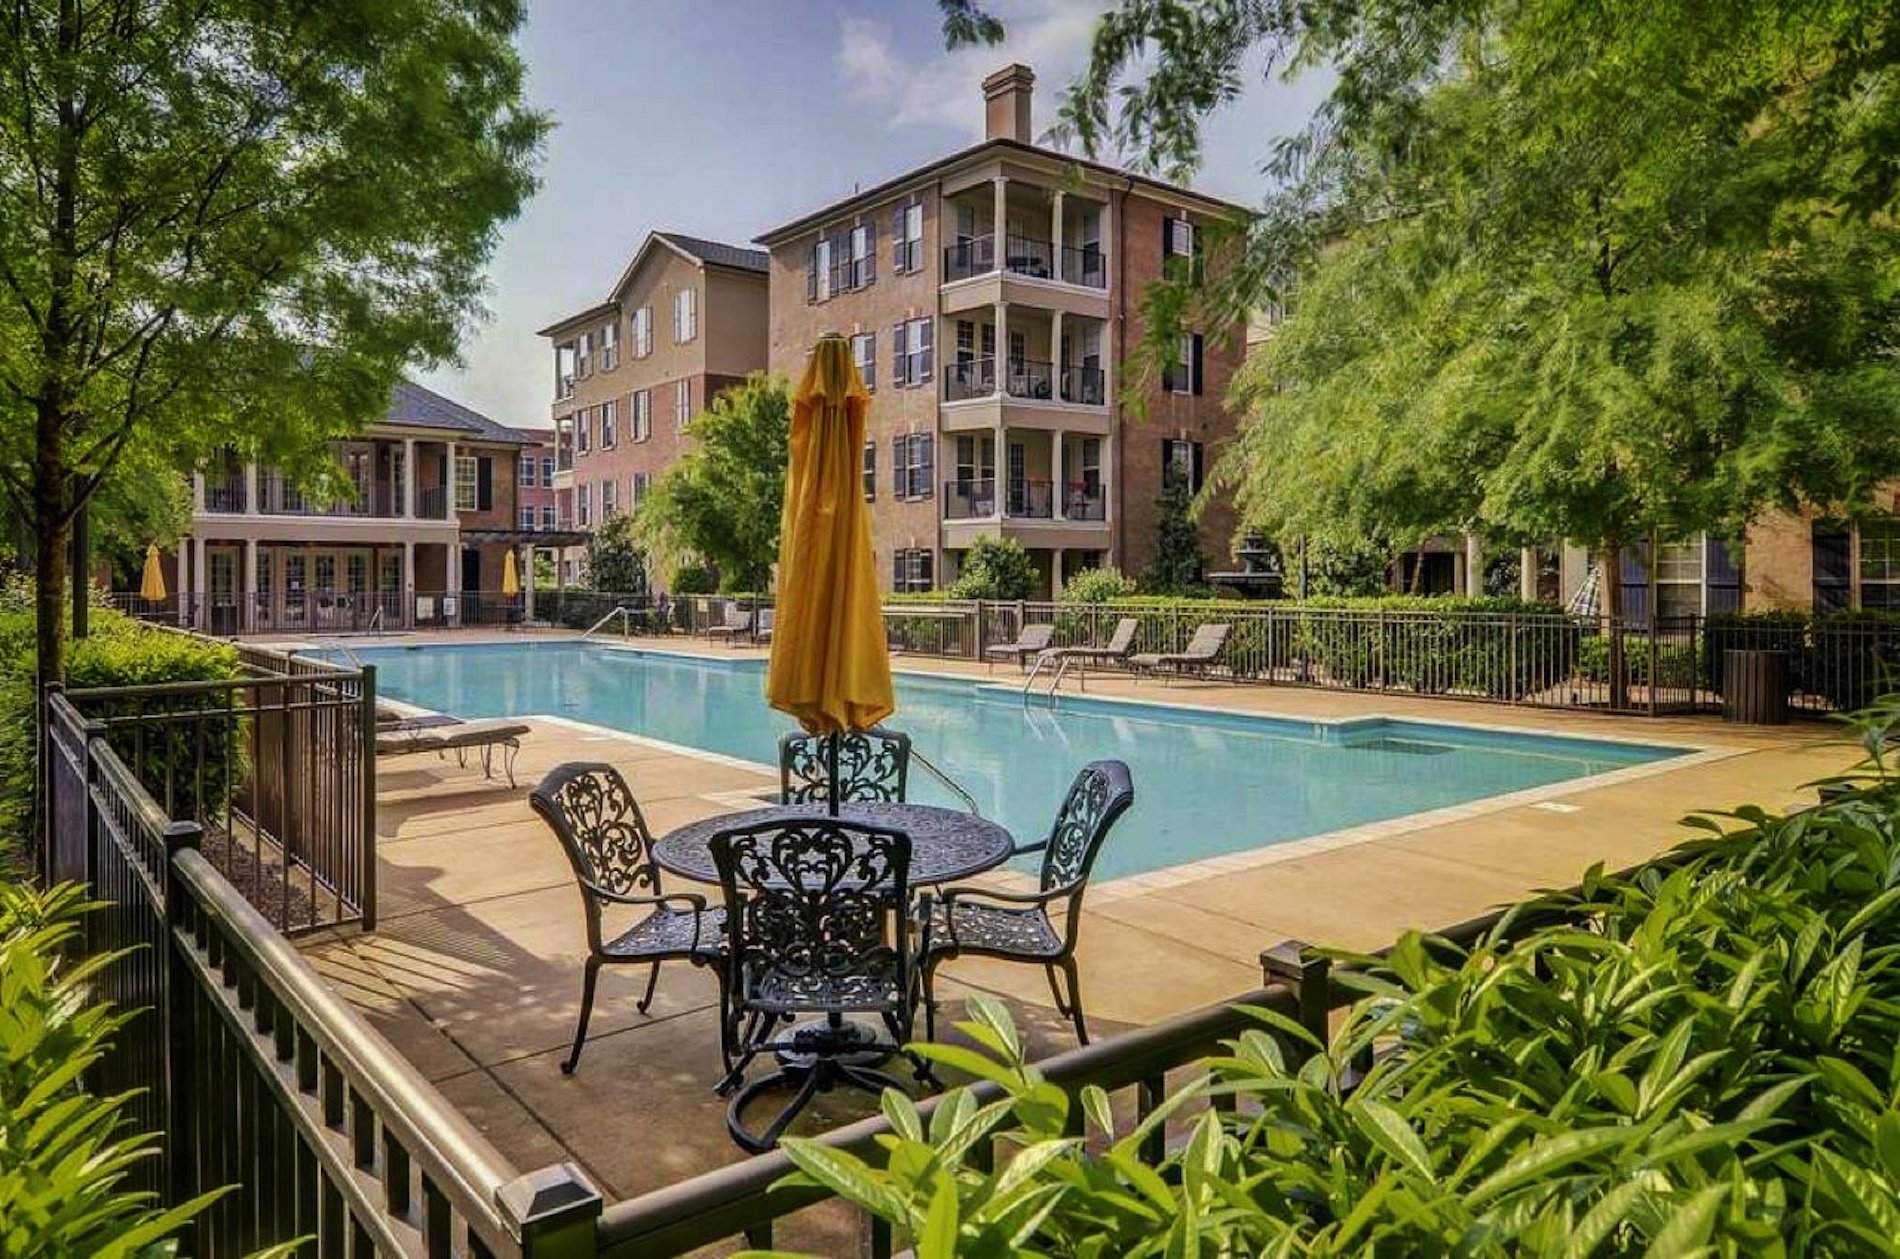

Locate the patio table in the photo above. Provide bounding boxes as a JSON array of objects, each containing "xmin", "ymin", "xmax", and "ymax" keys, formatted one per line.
[{"xmin": 652, "ymin": 801, "xmax": 1015, "ymax": 889}]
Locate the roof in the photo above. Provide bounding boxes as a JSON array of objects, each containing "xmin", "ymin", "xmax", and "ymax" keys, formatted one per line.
[
  {"xmin": 537, "ymin": 230, "xmax": 767, "ymax": 337},
  {"xmin": 755, "ymin": 137, "xmax": 1254, "ymax": 246},
  {"xmin": 383, "ymin": 381, "xmax": 537, "ymax": 446}
]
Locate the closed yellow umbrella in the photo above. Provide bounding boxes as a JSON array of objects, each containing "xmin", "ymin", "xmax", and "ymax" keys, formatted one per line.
[
  {"xmin": 139, "ymin": 544, "xmax": 167, "ymax": 600},
  {"xmin": 502, "ymin": 548, "xmax": 521, "ymax": 597},
  {"xmin": 766, "ymin": 334, "xmax": 894, "ymax": 750}
]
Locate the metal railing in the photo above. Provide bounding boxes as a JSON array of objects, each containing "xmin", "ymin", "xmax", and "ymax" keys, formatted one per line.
[
  {"xmin": 1061, "ymin": 242, "xmax": 1107, "ymax": 288},
  {"xmin": 1059, "ymin": 363, "xmax": 1106, "ymax": 404},
  {"xmin": 943, "ymin": 356, "xmax": 995, "ymax": 402},
  {"xmin": 46, "ymin": 703, "xmax": 601, "ymax": 1255},
  {"xmin": 942, "ymin": 477, "xmax": 996, "ymax": 520},
  {"xmin": 1007, "ymin": 477, "xmax": 1054, "ymax": 519}
]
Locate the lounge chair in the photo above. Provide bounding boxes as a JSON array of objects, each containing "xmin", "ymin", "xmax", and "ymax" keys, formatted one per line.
[
  {"xmin": 754, "ymin": 607, "xmax": 775, "ymax": 644},
  {"xmin": 705, "ymin": 602, "xmax": 755, "ymax": 643},
  {"xmin": 1129, "ymin": 622, "xmax": 1231, "ymax": 682},
  {"xmin": 1036, "ymin": 617, "xmax": 1139, "ymax": 677},
  {"xmin": 985, "ymin": 623, "xmax": 1055, "ymax": 672},
  {"xmin": 374, "ymin": 701, "xmax": 461, "ymax": 734},
  {"xmin": 375, "ymin": 719, "xmax": 530, "ymax": 787}
]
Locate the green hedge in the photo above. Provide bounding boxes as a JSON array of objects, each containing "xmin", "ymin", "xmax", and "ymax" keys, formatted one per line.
[{"xmin": 779, "ymin": 695, "xmax": 1900, "ymax": 1254}]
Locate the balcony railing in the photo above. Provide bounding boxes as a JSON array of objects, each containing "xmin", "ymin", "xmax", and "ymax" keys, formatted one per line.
[
  {"xmin": 1001, "ymin": 358, "xmax": 1055, "ymax": 401},
  {"xmin": 203, "ymin": 481, "xmax": 247, "ymax": 514},
  {"xmin": 418, "ymin": 486, "xmax": 449, "ymax": 520},
  {"xmin": 942, "ymin": 232, "xmax": 1108, "ymax": 289},
  {"xmin": 943, "ymin": 477, "xmax": 996, "ymax": 520},
  {"xmin": 945, "ymin": 356, "xmax": 1104, "ymax": 406},
  {"xmin": 257, "ymin": 478, "xmax": 403, "ymax": 518},
  {"xmin": 1060, "ymin": 364, "xmax": 1106, "ymax": 405},
  {"xmin": 1063, "ymin": 481, "xmax": 1107, "ymax": 520},
  {"xmin": 1008, "ymin": 478, "xmax": 1054, "ymax": 519},
  {"xmin": 944, "ymin": 357, "xmax": 997, "ymax": 402}
]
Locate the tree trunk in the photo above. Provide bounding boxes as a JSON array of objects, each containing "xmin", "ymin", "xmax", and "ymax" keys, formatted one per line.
[{"xmin": 1602, "ymin": 538, "xmax": 1627, "ymax": 710}]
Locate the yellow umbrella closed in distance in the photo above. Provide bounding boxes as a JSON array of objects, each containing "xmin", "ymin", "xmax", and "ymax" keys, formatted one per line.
[
  {"xmin": 140, "ymin": 544, "xmax": 167, "ymax": 601},
  {"xmin": 502, "ymin": 549, "xmax": 521, "ymax": 597},
  {"xmin": 766, "ymin": 334, "xmax": 894, "ymax": 738}
]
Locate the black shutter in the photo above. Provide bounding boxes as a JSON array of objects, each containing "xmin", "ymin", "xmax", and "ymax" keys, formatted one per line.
[
  {"xmin": 864, "ymin": 219, "xmax": 877, "ymax": 285},
  {"xmin": 1162, "ymin": 216, "xmax": 1173, "ymax": 277},
  {"xmin": 477, "ymin": 456, "xmax": 493, "ymax": 511},
  {"xmin": 1191, "ymin": 334, "xmax": 1205, "ymax": 395},
  {"xmin": 892, "ymin": 550, "xmax": 903, "ymax": 590},
  {"xmin": 1706, "ymin": 536, "xmax": 1743, "ymax": 614},
  {"xmin": 920, "ymin": 550, "xmax": 934, "ymax": 589},
  {"xmin": 919, "ymin": 319, "xmax": 934, "ymax": 381},
  {"xmin": 892, "ymin": 206, "xmax": 906, "ymax": 271},
  {"xmin": 892, "ymin": 322, "xmax": 907, "ymax": 387},
  {"xmin": 1191, "ymin": 224, "xmax": 1206, "ymax": 286},
  {"xmin": 1191, "ymin": 441, "xmax": 1205, "ymax": 494},
  {"xmin": 892, "ymin": 436, "xmax": 904, "ymax": 498},
  {"xmin": 1813, "ymin": 522, "xmax": 1852, "ymax": 612},
  {"xmin": 807, "ymin": 243, "xmax": 818, "ymax": 303},
  {"xmin": 1161, "ymin": 439, "xmax": 1175, "ymax": 487},
  {"xmin": 918, "ymin": 434, "xmax": 934, "ymax": 498},
  {"xmin": 1620, "ymin": 545, "xmax": 1651, "ymax": 628}
]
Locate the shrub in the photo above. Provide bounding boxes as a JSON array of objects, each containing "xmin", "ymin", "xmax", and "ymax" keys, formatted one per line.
[
  {"xmin": 0, "ymin": 882, "xmax": 233, "ymax": 1256},
  {"xmin": 947, "ymin": 536, "xmax": 1036, "ymax": 601},
  {"xmin": 1058, "ymin": 566, "xmax": 1136, "ymax": 604},
  {"xmin": 669, "ymin": 562, "xmax": 717, "ymax": 594},
  {"xmin": 776, "ymin": 694, "xmax": 1900, "ymax": 1255}
]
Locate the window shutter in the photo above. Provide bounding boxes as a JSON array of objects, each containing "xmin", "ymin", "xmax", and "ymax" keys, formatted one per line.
[
  {"xmin": 864, "ymin": 219, "xmax": 877, "ymax": 284},
  {"xmin": 807, "ymin": 244, "xmax": 818, "ymax": 303},
  {"xmin": 892, "ymin": 207, "xmax": 906, "ymax": 271},
  {"xmin": 1191, "ymin": 333, "xmax": 1205, "ymax": 395},
  {"xmin": 863, "ymin": 333, "xmax": 876, "ymax": 390},
  {"xmin": 892, "ymin": 322, "xmax": 907, "ymax": 387},
  {"xmin": 920, "ymin": 550, "xmax": 934, "ymax": 589},
  {"xmin": 892, "ymin": 436, "xmax": 904, "ymax": 498},
  {"xmin": 918, "ymin": 434, "xmax": 935, "ymax": 498},
  {"xmin": 919, "ymin": 319, "xmax": 934, "ymax": 381},
  {"xmin": 1163, "ymin": 217, "xmax": 1174, "ymax": 276},
  {"xmin": 1191, "ymin": 224, "xmax": 1206, "ymax": 285},
  {"xmin": 893, "ymin": 551, "xmax": 904, "ymax": 590},
  {"xmin": 1813, "ymin": 523, "xmax": 1852, "ymax": 612},
  {"xmin": 477, "ymin": 457, "xmax": 493, "ymax": 511},
  {"xmin": 1190, "ymin": 442, "xmax": 1205, "ymax": 493}
]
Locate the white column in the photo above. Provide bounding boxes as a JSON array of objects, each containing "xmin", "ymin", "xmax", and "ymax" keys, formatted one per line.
[
  {"xmin": 1051, "ymin": 548, "xmax": 1064, "ymax": 597},
  {"xmin": 445, "ymin": 540, "xmax": 461, "ymax": 627},
  {"xmin": 244, "ymin": 463, "xmax": 258, "ymax": 515},
  {"xmin": 1051, "ymin": 190, "xmax": 1065, "ymax": 281},
  {"xmin": 991, "ymin": 175, "xmax": 1007, "ymax": 265},
  {"xmin": 191, "ymin": 534, "xmax": 208, "ymax": 630},
  {"xmin": 242, "ymin": 539, "xmax": 258, "ymax": 633},
  {"xmin": 993, "ymin": 299, "xmax": 1007, "ymax": 397},
  {"xmin": 1051, "ymin": 308, "xmax": 1065, "ymax": 401},
  {"xmin": 1520, "ymin": 546, "xmax": 1540, "ymax": 602},
  {"xmin": 403, "ymin": 439, "xmax": 416, "ymax": 517},
  {"xmin": 521, "ymin": 543, "xmax": 536, "ymax": 622},
  {"xmin": 402, "ymin": 539, "xmax": 415, "ymax": 628},
  {"xmin": 192, "ymin": 472, "xmax": 205, "ymax": 512},
  {"xmin": 176, "ymin": 537, "xmax": 191, "ymax": 626},
  {"xmin": 1464, "ymin": 532, "xmax": 1484, "ymax": 597},
  {"xmin": 1053, "ymin": 430, "xmax": 1067, "ymax": 521},
  {"xmin": 443, "ymin": 441, "xmax": 458, "ymax": 518}
]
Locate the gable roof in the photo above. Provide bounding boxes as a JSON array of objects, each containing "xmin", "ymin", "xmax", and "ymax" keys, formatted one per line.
[
  {"xmin": 384, "ymin": 380, "xmax": 536, "ymax": 445},
  {"xmin": 538, "ymin": 230, "xmax": 767, "ymax": 337}
]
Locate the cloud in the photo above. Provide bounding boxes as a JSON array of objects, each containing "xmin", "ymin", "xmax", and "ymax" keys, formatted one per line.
[{"xmin": 840, "ymin": 0, "xmax": 1108, "ymax": 140}]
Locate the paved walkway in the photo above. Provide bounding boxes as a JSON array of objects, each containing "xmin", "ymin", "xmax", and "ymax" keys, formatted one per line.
[{"xmin": 290, "ymin": 630, "xmax": 1853, "ymax": 1223}]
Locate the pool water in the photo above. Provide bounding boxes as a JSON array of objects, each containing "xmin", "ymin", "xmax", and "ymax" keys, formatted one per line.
[{"xmin": 351, "ymin": 642, "xmax": 1685, "ymax": 882}]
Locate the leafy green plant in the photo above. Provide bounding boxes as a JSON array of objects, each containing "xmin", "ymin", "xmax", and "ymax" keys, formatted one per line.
[
  {"xmin": 948, "ymin": 536, "xmax": 1037, "ymax": 601},
  {"xmin": 0, "ymin": 882, "xmax": 239, "ymax": 1257},
  {"xmin": 669, "ymin": 562, "xmax": 717, "ymax": 595},
  {"xmin": 1058, "ymin": 566, "xmax": 1136, "ymax": 604},
  {"xmin": 755, "ymin": 695, "xmax": 1900, "ymax": 1256}
]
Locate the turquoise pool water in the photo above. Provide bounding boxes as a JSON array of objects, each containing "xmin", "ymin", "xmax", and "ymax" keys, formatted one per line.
[{"xmin": 352, "ymin": 642, "xmax": 1685, "ymax": 881}]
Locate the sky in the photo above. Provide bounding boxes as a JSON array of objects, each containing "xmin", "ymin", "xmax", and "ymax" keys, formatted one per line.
[{"xmin": 417, "ymin": 0, "xmax": 1331, "ymax": 429}]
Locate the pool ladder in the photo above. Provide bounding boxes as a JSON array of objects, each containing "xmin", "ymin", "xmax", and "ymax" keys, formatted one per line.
[
  {"xmin": 581, "ymin": 605, "xmax": 638, "ymax": 639},
  {"xmin": 1020, "ymin": 651, "xmax": 1081, "ymax": 706},
  {"xmin": 875, "ymin": 726, "xmax": 982, "ymax": 816}
]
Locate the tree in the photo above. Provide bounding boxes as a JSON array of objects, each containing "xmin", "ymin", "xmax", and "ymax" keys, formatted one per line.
[
  {"xmin": 1142, "ymin": 475, "xmax": 1207, "ymax": 595},
  {"xmin": 947, "ymin": 535, "xmax": 1036, "ymax": 601},
  {"xmin": 584, "ymin": 512, "xmax": 647, "ymax": 594},
  {"xmin": 956, "ymin": 0, "xmax": 1900, "ymax": 703},
  {"xmin": 0, "ymin": 0, "xmax": 546, "ymax": 692},
  {"xmin": 632, "ymin": 375, "xmax": 790, "ymax": 593}
]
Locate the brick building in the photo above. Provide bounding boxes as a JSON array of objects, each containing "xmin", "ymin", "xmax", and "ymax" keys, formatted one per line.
[{"xmin": 754, "ymin": 64, "xmax": 1247, "ymax": 596}]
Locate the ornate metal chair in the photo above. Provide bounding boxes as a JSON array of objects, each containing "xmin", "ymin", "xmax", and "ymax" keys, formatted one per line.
[
  {"xmin": 709, "ymin": 815, "xmax": 926, "ymax": 1152},
  {"xmin": 922, "ymin": 760, "xmax": 1134, "ymax": 1045},
  {"xmin": 529, "ymin": 763, "xmax": 724, "ymax": 1075},
  {"xmin": 779, "ymin": 728, "xmax": 911, "ymax": 806}
]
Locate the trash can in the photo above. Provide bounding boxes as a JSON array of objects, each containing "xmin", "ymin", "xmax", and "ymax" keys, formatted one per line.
[{"xmin": 1722, "ymin": 649, "xmax": 1790, "ymax": 725}]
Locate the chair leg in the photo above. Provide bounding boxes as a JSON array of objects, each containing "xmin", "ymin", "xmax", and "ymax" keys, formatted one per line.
[
  {"xmin": 636, "ymin": 960, "xmax": 661, "ymax": 1014},
  {"xmin": 1059, "ymin": 958, "xmax": 1089, "ymax": 1045},
  {"xmin": 1045, "ymin": 964, "xmax": 1072, "ymax": 1018},
  {"xmin": 921, "ymin": 960, "xmax": 939, "ymax": 1042},
  {"xmin": 561, "ymin": 959, "xmax": 601, "ymax": 1075}
]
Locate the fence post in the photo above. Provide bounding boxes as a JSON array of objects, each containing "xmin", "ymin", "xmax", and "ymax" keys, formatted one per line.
[
  {"xmin": 38, "ymin": 681, "xmax": 61, "ymax": 883},
  {"xmin": 1260, "ymin": 940, "xmax": 1330, "ymax": 1058},
  {"xmin": 500, "ymin": 1163, "xmax": 603, "ymax": 1259},
  {"xmin": 162, "ymin": 817, "xmax": 205, "ymax": 1214},
  {"xmin": 360, "ymin": 664, "xmax": 378, "ymax": 932}
]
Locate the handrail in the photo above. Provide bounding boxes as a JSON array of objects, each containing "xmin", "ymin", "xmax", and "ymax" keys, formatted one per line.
[
  {"xmin": 582, "ymin": 605, "xmax": 636, "ymax": 639},
  {"xmin": 903, "ymin": 742, "xmax": 983, "ymax": 816}
]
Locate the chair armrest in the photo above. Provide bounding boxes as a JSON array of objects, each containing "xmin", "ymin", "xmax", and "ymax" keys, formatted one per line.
[
  {"xmin": 581, "ymin": 880, "xmax": 708, "ymax": 913},
  {"xmin": 1011, "ymin": 840, "xmax": 1047, "ymax": 858},
  {"xmin": 937, "ymin": 882, "xmax": 1061, "ymax": 909}
]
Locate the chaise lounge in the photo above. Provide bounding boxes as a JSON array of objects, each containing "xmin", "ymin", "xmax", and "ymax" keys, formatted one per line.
[
  {"xmin": 375, "ymin": 719, "xmax": 531, "ymax": 787},
  {"xmin": 705, "ymin": 602, "xmax": 756, "ymax": 644},
  {"xmin": 985, "ymin": 622, "xmax": 1055, "ymax": 672},
  {"xmin": 1035, "ymin": 617, "xmax": 1140, "ymax": 681},
  {"xmin": 1129, "ymin": 622, "xmax": 1232, "ymax": 682}
]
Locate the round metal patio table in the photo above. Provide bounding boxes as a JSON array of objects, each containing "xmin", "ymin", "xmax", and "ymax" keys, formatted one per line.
[{"xmin": 651, "ymin": 801, "xmax": 1016, "ymax": 888}]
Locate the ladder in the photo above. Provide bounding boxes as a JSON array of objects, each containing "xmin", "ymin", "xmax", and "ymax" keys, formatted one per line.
[
  {"xmin": 1020, "ymin": 652, "xmax": 1081, "ymax": 706},
  {"xmin": 581, "ymin": 605, "xmax": 637, "ymax": 639}
]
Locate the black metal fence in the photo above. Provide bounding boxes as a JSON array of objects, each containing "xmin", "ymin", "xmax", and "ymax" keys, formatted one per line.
[
  {"xmin": 46, "ymin": 696, "xmax": 602, "ymax": 1256},
  {"xmin": 61, "ymin": 640, "xmax": 378, "ymax": 933}
]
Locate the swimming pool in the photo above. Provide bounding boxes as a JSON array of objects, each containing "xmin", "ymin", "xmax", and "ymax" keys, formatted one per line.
[{"xmin": 352, "ymin": 642, "xmax": 1687, "ymax": 881}]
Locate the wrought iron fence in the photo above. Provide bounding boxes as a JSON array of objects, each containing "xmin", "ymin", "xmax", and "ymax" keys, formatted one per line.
[
  {"xmin": 63, "ymin": 641, "xmax": 377, "ymax": 932},
  {"xmin": 45, "ymin": 699, "xmax": 602, "ymax": 1255}
]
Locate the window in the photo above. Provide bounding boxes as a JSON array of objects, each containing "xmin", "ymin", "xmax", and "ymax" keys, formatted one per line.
[
  {"xmin": 893, "ymin": 549, "xmax": 934, "ymax": 593},
  {"xmin": 632, "ymin": 389, "xmax": 651, "ymax": 442},
  {"xmin": 673, "ymin": 286, "xmax": 697, "ymax": 342},
  {"xmin": 632, "ymin": 306, "xmax": 652, "ymax": 357},
  {"xmin": 520, "ymin": 506, "xmax": 536, "ymax": 530},
  {"xmin": 893, "ymin": 202, "xmax": 923, "ymax": 273},
  {"xmin": 541, "ymin": 455, "xmax": 555, "ymax": 484},
  {"xmin": 1164, "ymin": 333, "xmax": 1204, "ymax": 395},
  {"xmin": 809, "ymin": 237, "xmax": 832, "ymax": 303},
  {"xmin": 1163, "ymin": 439, "xmax": 1203, "ymax": 493},
  {"xmin": 575, "ymin": 331, "xmax": 592, "ymax": 378},
  {"xmin": 577, "ymin": 483, "xmax": 591, "ymax": 527},
  {"xmin": 454, "ymin": 454, "xmax": 479, "ymax": 511},
  {"xmin": 600, "ymin": 398, "xmax": 617, "ymax": 448},
  {"xmin": 849, "ymin": 223, "xmax": 876, "ymax": 289},
  {"xmin": 852, "ymin": 331, "xmax": 876, "ymax": 390},
  {"xmin": 862, "ymin": 442, "xmax": 876, "ymax": 500},
  {"xmin": 600, "ymin": 321, "xmax": 619, "ymax": 371},
  {"xmin": 893, "ymin": 432, "xmax": 934, "ymax": 499},
  {"xmin": 347, "ymin": 553, "xmax": 368, "ymax": 595},
  {"xmin": 555, "ymin": 342, "xmax": 577, "ymax": 399},
  {"xmin": 518, "ymin": 453, "xmax": 536, "ymax": 488},
  {"xmin": 893, "ymin": 317, "xmax": 933, "ymax": 387},
  {"xmin": 632, "ymin": 471, "xmax": 650, "ymax": 507},
  {"xmin": 541, "ymin": 504, "xmax": 556, "ymax": 530},
  {"xmin": 1165, "ymin": 217, "xmax": 1203, "ymax": 284},
  {"xmin": 675, "ymin": 379, "xmax": 692, "ymax": 430},
  {"xmin": 1860, "ymin": 519, "xmax": 1900, "ymax": 610},
  {"xmin": 1651, "ymin": 539, "xmax": 1706, "ymax": 620},
  {"xmin": 601, "ymin": 478, "xmax": 617, "ymax": 518},
  {"xmin": 576, "ymin": 407, "xmax": 591, "ymax": 454}
]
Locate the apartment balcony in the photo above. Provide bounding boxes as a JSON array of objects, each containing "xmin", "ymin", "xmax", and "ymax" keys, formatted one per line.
[
  {"xmin": 940, "ymin": 233, "xmax": 1110, "ymax": 318},
  {"xmin": 940, "ymin": 355, "xmax": 1110, "ymax": 435}
]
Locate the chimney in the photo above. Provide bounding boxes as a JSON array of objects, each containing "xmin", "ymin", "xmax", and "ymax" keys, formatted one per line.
[{"xmin": 982, "ymin": 63, "xmax": 1035, "ymax": 144}]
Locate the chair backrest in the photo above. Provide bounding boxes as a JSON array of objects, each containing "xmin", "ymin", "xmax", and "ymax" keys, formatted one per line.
[
  {"xmin": 1020, "ymin": 623, "xmax": 1055, "ymax": 651},
  {"xmin": 1102, "ymin": 617, "xmax": 1139, "ymax": 654},
  {"xmin": 726, "ymin": 603, "xmax": 753, "ymax": 629},
  {"xmin": 780, "ymin": 729, "xmax": 911, "ymax": 805},
  {"xmin": 1038, "ymin": 759, "xmax": 1136, "ymax": 895},
  {"xmin": 530, "ymin": 763, "xmax": 661, "ymax": 945},
  {"xmin": 1185, "ymin": 622, "xmax": 1231, "ymax": 657},
  {"xmin": 757, "ymin": 607, "xmax": 775, "ymax": 632},
  {"xmin": 709, "ymin": 817, "xmax": 912, "ymax": 1004}
]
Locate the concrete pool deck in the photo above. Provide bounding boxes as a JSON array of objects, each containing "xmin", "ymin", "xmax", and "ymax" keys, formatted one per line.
[{"xmin": 287, "ymin": 629, "xmax": 1856, "ymax": 1213}]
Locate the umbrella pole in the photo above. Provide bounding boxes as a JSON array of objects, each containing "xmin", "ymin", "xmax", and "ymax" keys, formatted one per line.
[{"xmin": 826, "ymin": 732, "xmax": 841, "ymax": 817}]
